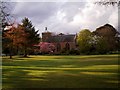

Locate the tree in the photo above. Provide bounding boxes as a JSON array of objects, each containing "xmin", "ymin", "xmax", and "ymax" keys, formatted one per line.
[
  {"xmin": 77, "ymin": 29, "xmax": 92, "ymax": 54},
  {"xmin": 21, "ymin": 17, "xmax": 40, "ymax": 57},
  {"xmin": 39, "ymin": 42, "xmax": 55, "ymax": 54},
  {"xmin": 3, "ymin": 24, "xmax": 26, "ymax": 58},
  {"xmin": 93, "ymin": 24, "xmax": 119, "ymax": 52},
  {"xmin": 3, "ymin": 26, "xmax": 16, "ymax": 59},
  {"xmin": 92, "ymin": 35, "xmax": 109, "ymax": 54},
  {"xmin": 12, "ymin": 24, "xmax": 27, "ymax": 55},
  {"xmin": 0, "ymin": 1, "xmax": 10, "ymax": 31},
  {"xmin": 1, "ymin": 1, "xmax": 14, "ymax": 57},
  {"xmin": 2, "ymin": 17, "xmax": 40, "ymax": 58}
]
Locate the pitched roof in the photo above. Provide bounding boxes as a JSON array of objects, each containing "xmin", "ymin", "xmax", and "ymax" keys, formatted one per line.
[{"xmin": 46, "ymin": 34, "xmax": 75, "ymax": 43}]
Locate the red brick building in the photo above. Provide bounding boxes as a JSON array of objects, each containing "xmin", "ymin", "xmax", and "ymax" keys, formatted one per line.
[{"xmin": 41, "ymin": 30, "xmax": 77, "ymax": 53}]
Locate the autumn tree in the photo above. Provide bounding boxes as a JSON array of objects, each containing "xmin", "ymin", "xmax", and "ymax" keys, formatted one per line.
[
  {"xmin": 13, "ymin": 24, "xmax": 27, "ymax": 55},
  {"xmin": 3, "ymin": 26, "xmax": 15, "ymax": 58},
  {"xmin": 3, "ymin": 24, "xmax": 26, "ymax": 58},
  {"xmin": 21, "ymin": 17, "xmax": 40, "ymax": 57},
  {"xmin": 3, "ymin": 17, "xmax": 40, "ymax": 58}
]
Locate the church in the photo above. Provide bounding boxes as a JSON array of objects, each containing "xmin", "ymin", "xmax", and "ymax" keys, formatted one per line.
[{"xmin": 34, "ymin": 27, "xmax": 77, "ymax": 54}]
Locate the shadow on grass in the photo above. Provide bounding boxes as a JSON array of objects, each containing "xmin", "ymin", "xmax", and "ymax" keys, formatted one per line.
[
  {"xmin": 2, "ymin": 58, "xmax": 118, "ymax": 69},
  {"xmin": 2, "ymin": 66, "xmax": 118, "ymax": 89},
  {"xmin": 2, "ymin": 55, "xmax": 119, "ymax": 89}
]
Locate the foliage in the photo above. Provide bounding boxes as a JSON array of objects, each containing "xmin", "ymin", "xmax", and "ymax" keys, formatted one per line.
[
  {"xmin": 3, "ymin": 18, "xmax": 40, "ymax": 58},
  {"xmin": 69, "ymin": 49, "xmax": 80, "ymax": 55},
  {"xmin": 76, "ymin": 24, "xmax": 119, "ymax": 55},
  {"xmin": 94, "ymin": 36, "xmax": 108, "ymax": 54},
  {"xmin": 3, "ymin": 26, "xmax": 16, "ymax": 58},
  {"xmin": 21, "ymin": 17, "xmax": 40, "ymax": 57},
  {"xmin": 39, "ymin": 42, "xmax": 55, "ymax": 54},
  {"xmin": 3, "ymin": 25, "xmax": 27, "ymax": 58},
  {"xmin": 93, "ymin": 24, "xmax": 119, "ymax": 52},
  {"xmin": 4, "ymin": 25, "xmax": 26, "ymax": 48},
  {"xmin": 77, "ymin": 29, "xmax": 93, "ymax": 54}
]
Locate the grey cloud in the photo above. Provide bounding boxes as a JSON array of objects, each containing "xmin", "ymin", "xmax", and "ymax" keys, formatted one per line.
[
  {"xmin": 60, "ymin": 2, "xmax": 86, "ymax": 22},
  {"xmin": 9, "ymin": 1, "xmax": 118, "ymax": 35},
  {"xmin": 12, "ymin": 2, "xmax": 61, "ymax": 23}
]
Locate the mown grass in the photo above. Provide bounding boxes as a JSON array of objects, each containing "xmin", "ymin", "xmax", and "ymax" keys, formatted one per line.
[{"xmin": 2, "ymin": 54, "xmax": 119, "ymax": 89}]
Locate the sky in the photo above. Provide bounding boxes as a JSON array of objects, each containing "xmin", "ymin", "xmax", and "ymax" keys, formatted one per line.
[{"xmin": 6, "ymin": 0, "xmax": 118, "ymax": 36}]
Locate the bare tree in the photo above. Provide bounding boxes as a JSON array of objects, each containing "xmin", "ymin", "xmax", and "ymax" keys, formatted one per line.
[
  {"xmin": 95, "ymin": 0, "xmax": 120, "ymax": 6},
  {"xmin": 0, "ymin": 1, "xmax": 13, "ymax": 31},
  {"xmin": 0, "ymin": 1, "xmax": 14, "ymax": 57}
]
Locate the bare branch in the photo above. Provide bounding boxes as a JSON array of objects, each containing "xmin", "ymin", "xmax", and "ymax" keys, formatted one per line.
[{"xmin": 95, "ymin": 0, "xmax": 119, "ymax": 6}]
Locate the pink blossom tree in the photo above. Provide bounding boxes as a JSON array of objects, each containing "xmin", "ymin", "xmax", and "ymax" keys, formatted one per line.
[{"xmin": 39, "ymin": 42, "xmax": 56, "ymax": 53}]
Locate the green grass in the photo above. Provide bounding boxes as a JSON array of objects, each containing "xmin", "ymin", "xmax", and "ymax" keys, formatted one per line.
[{"xmin": 2, "ymin": 54, "xmax": 119, "ymax": 89}]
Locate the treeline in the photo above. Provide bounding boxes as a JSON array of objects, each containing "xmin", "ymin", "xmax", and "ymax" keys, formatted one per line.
[
  {"xmin": 2, "ymin": 18, "xmax": 120, "ymax": 58},
  {"xmin": 73, "ymin": 24, "xmax": 120, "ymax": 55},
  {"xmin": 35, "ymin": 24, "xmax": 120, "ymax": 55}
]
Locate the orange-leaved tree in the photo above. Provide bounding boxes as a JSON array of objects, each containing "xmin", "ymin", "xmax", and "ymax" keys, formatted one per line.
[{"xmin": 4, "ymin": 24, "xmax": 26, "ymax": 59}]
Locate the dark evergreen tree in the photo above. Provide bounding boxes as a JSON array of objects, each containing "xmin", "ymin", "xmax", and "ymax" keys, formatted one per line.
[{"xmin": 21, "ymin": 17, "xmax": 40, "ymax": 57}]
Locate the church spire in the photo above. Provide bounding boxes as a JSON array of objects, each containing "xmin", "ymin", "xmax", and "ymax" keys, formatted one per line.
[{"xmin": 45, "ymin": 27, "xmax": 47, "ymax": 32}]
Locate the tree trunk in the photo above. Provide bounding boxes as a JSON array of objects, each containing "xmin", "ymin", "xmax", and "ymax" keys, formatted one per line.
[
  {"xmin": 23, "ymin": 53, "xmax": 27, "ymax": 57},
  {"xmin": 9, "ymin": 47, "xmax": 12, "ymax": 59},
  {"xmin": 10, "ymin": 54, "xmax": 12, "ymax": 59},
  {"xmin": 23, "ymin": 46, "xmax": 27, "ymax": 57}
]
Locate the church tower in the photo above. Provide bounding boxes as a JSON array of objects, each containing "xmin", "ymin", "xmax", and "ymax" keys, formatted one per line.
[{"xmin": 42, "ymin": 27, "xmax": 52, "ymax": 42}]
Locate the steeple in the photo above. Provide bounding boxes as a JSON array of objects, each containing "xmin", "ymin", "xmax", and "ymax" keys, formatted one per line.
[
  {"xmin": 45, "ymin": 27, "xmax": 47, "ymax": 32},
  {"xmin": 42, "ymin": 27, "xmax": 52, "ymax": 42}
]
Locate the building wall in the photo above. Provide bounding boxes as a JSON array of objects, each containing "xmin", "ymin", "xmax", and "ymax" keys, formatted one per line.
[
  {"xmin": 42, "ymin": 32, "xmax": 52, "ymax": 42},
  {"xmin": 41, "ymin": 31, "xmax": 76, "ymax": 53},
  {"xmin": 52, "ymin": 42, "xmax": 76, "ymax": 53}
]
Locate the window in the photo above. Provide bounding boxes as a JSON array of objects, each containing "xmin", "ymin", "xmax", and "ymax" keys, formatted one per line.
[
  {"xmin": 57, "ymin": 43, "xmax": 61, "ymax": 52},
  {"xmin": 65, "ymin": 42, "xmax": 70, "ymax": 51}
]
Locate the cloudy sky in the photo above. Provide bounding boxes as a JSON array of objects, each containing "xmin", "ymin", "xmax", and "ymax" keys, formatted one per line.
[{"xmin": 8, "ymin": 0, "xmax": 118, "ymax": 36}]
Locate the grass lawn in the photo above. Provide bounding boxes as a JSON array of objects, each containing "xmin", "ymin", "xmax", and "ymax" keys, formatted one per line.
[{"xmin": 2, "ymin": 54, "xmax": 119, "ymax": 89}]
